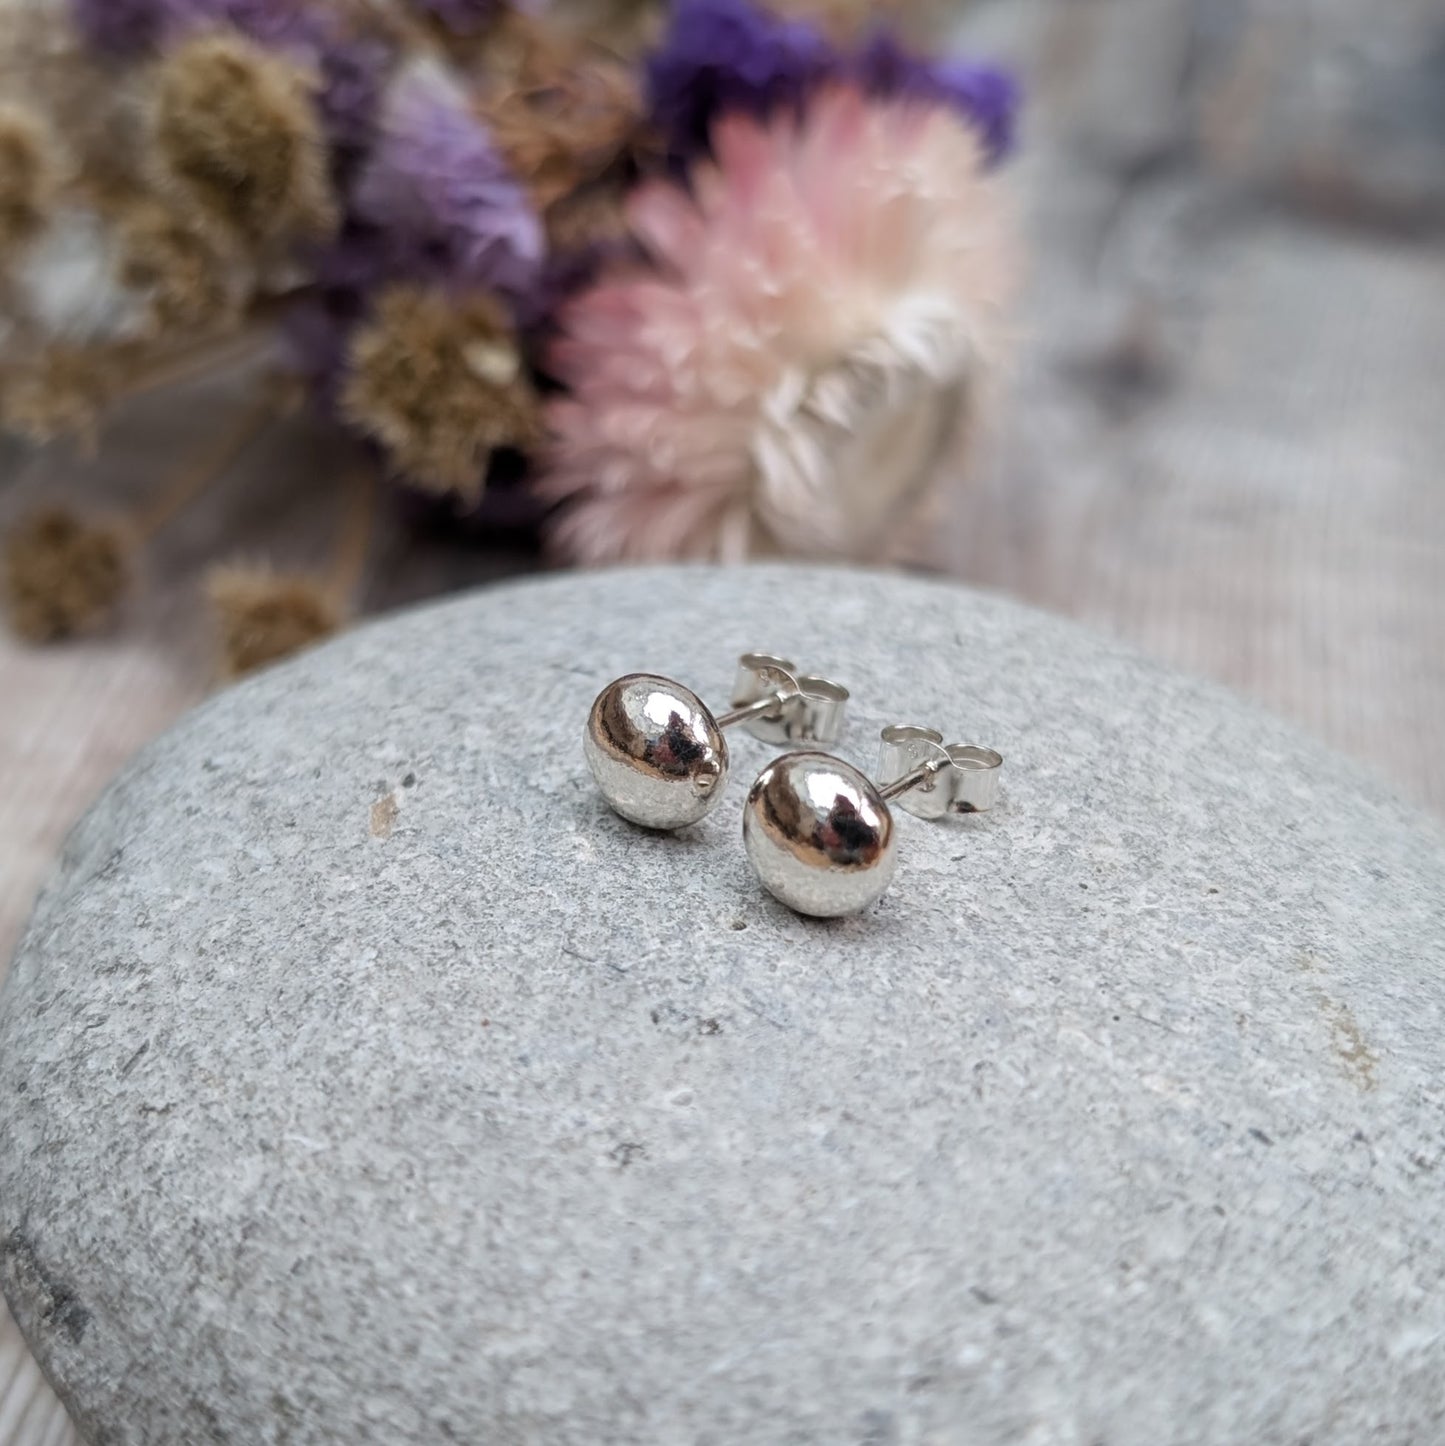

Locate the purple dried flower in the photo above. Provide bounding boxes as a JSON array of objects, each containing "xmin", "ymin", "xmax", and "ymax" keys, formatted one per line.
[
  {"xmin": 315, "ymin": 35, "xmax": 392, "ymax": 152},
  {"xmin": 70, "ymin": 0, "xmax": 175, "ymax": 55},
  {"xmin": 352, "ymin": 69, "xmax": 544, "ymax": 299},
  {"xmin": 409, "ymin": 0, "xmax": 506, "ymax": 36},
  {"xmin": 72, "ymin": 0, "xmax": 332, "ymax": 54},
  {"xmin": 182, "ymin": 0, "xmax": 323, "ymax": 48},
  {"xmin": 291, "ymin": 68, "xmax": 543, "ymax": 412},
  {"xmin": 646, "ymin": 0, "xmax": 836, "ymax": 160},
  {"xmin": 309, "ymin": 223, "xmax": 390, "ymax": 293},
  {"xmin": 75, "ymin": 0, "xmax": 325, "ymax": 50},
  {"xmin": 281, "ymin": 216, "xmax": 396, "ymax": 412},
  {"xmin": 852, "ymin": 31, "xmax": 1019, "ymax": 163},
  {"xmin": 279, "ymin": 295, "xmax": 357, "ymax": 415},
  {"xmin": 645, "ymin": 0, "xmax": 1019, "ymax": 166}
]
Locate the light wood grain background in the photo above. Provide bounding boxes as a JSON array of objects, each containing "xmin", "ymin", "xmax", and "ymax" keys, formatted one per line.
[{"xmin": 2, "ymin": 0, "xmax": 1443, "ymax": 1437}]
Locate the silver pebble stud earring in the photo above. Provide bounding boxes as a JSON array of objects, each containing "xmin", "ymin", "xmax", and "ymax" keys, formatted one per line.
[
  {"xmin": 584, "ymin": 654, "xmax": 850, "ymax": 831},
  {"xmin": 742, "ymin": 725, "xmax": 1004, "ymax": 917}
]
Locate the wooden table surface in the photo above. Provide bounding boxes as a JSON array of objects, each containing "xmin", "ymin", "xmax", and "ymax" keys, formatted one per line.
[{"xmin": 3, "ymin": 0, "xmax": 1442, "ymax": 1437}]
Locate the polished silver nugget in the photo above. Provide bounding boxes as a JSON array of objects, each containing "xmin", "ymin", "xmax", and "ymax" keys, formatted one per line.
[
  {"xmin": 584, "ymin": 654, "xmax": 849, "ymax": 831},
  {"xmin": 743, "ymin": 726, "xmax": 1004, "ymax": 916}
]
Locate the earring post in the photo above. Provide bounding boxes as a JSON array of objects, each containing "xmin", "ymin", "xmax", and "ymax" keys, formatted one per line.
[
  {"xmin": 877, "ymin": 760, "xmax": 942, "ymax": 803},
  {"xmin": 714, "ymin": 689, "xmax": 789, "ymax": 731}
]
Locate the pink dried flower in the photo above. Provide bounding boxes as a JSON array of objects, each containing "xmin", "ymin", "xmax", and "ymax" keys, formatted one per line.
[{"xmin": 539, "ymin": 87, "xmax": 1017, "ymax": 563}]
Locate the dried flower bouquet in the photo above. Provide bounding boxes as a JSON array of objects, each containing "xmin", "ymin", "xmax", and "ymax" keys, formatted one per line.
[{"xmin": 0, "ymin": 0, "xmax": 1018, "ymax": 673}]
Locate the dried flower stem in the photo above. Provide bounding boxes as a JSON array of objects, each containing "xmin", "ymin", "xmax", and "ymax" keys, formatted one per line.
[
  {"xmin": 111, "ymin": 311, "xmax": 285, "ymax": 407},
  {"xmin": 4, "ymin": 385, "xmax": 277, "ymax": 646},
  {"xmin": 132, "ymin": 388, "xmax": 276, "ymax": 539},
  {"xmin": 204, "ymin": 459, "xmax": 377, "ymax": 680},
  {"xmin": 325, "ymin": 461, "xmax": 377, "ymax": 610}
]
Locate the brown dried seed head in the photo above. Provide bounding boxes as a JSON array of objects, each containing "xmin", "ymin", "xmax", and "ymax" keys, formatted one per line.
[
  {"xmin": 543, "ymin": 182, "xmax": 632, "ymax": 255},
  {"xmin": 340, "ymin": 285, "xmax": 543, "ymax": 498},
  {"xmin": 0, "ymin": 346, "xmax": 116, "ymax": 447},
  {"xmin": 472, "ymin": 9, "xmax": 571, "ymax": 89},
  {"xmin": 206, "ymin": 563, "xmax": 341, "ymax": 679},
  {"xmin": 3, "ymin": 506, "xmax": 130, "ymax": 642},
  {"xmin": 115, "ymin": 200, "xmax": 240, "ymax": 333},
  {"xmin": 481, "ymin": 56, "xmax": 645, "ymax": 210},
  {"xmin": 148, "ymin": 34, "xmax": 336, "ymax": 251},
  {"xmin": 0, "ymin": 103, "xmax": 64, "ymax": 259}
]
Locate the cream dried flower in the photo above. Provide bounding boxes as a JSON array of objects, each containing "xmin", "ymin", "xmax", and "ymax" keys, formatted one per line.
[
  {"xmin": 539, "ymin": 87, "xmax": 1018, "ymax": 563},
  {"xmin": 0, "ymin": 204, "xmax": 152, "ymax": 441},
  {"xmin": 5, "ymin": 204, "xmax": 148, "ymax": 349}
]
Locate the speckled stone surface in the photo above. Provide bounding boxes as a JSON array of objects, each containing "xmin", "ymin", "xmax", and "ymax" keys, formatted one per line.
[{"xmin": 2, "ymin": 565, "xmax": 1444, "ymax": 1446}]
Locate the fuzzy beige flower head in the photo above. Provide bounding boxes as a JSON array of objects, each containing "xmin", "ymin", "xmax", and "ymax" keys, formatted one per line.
[
  {"xmin": 115, "ymin": 199, "xmax": 243, "ymax": 333},
  {"xmin": 206, "ymin": 563, "xmax": 340, "ymax": 679},
  {"xmin": 147, "ymin": 33, "xmax": 336, "ymax": 254},
  {"xmin": 341, "ymin": 285, "xmax": 542, "ymax": 498},
  {"xmin": 0, "ymin": 344, "xmax": 119, "ymax": 446},
  {"xmin": 0, "ymin": 103, "xmax": 64, "ymax": 261},
  {"xmin": 3, "ymin": 506, "xmax": 130, "ymax": 641}
]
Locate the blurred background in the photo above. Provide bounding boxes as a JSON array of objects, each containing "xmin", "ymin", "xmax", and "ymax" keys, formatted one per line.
[{"xmin": 1, "ymin": 0, "xmax": 1443, "ymax": 959}]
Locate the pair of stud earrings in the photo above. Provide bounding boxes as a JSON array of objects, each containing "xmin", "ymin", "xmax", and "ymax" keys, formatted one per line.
[{"xmin": 583, "ymin": 654, "xmax": 1003, "ymax": 917}]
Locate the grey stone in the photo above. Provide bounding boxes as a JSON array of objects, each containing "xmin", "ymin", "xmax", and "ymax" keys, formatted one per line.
[{"xmin": 2, "ymin": 564, "xmax": 1444, "ymax": 1446}]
